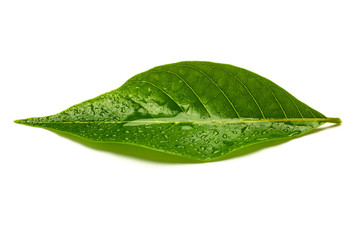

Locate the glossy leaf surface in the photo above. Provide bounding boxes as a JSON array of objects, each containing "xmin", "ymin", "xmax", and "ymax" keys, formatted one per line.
[{"xmin": 15, "ymin": 61, "xmax": 341, "ymax": 161}]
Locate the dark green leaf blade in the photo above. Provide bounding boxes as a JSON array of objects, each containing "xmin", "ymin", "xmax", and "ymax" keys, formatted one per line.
[{"xmin": 15, "ymin": 61, "xmax": 341, "ymax": 161}]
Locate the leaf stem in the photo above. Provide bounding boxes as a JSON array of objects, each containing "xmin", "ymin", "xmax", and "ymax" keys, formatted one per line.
[{"xmin": 323, "ymin": 118, "xmax": 342, "ymax": 124}]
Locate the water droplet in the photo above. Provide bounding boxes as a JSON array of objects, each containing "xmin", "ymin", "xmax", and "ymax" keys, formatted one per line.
[
  {"xmin": 181, "ymin": 126, "xmax": 193, "ymax": 130},
  {"xmin": 289, "ymin": 130, "xmax": 301, "ymax": 136},
  {"xmin": 223, "ymin": 134, "xmax": 227, "ymax": 138},
  {"xmin": 223, "ymin": 140, "xmax": 234, "ymax": 146},
  {"xmin": 212, "ymin": 149, "xmax": 221, "ymax": 155},
  {"xmin": 213, "ymin": 130, "xmax": 219, "ymax": 135},
  {"xmin": 200, "ymin": 134, "xmax": 207, "ymax": 139}
]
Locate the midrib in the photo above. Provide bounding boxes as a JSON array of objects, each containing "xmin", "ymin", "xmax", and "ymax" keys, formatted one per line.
[{"xmin": 21, "ymin": 118, "xmax": 342, "ymax": 124}]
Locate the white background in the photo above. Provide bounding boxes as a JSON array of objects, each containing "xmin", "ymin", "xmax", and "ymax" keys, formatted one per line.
[{"xmin": 1, "ymin": 1, "xmax": 359, "ymax": 239}]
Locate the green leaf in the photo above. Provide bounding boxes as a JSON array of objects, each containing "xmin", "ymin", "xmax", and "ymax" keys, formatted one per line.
[{"xmin": 15, "ymin": 61, "xmax": 341, "ymax": 161}]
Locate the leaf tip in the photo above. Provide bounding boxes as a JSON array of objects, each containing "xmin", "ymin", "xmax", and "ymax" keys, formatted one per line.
[
  {"xmin": 14, "ymin": 118, "xmax": 34, "ymax": 126},
  {"xmin": 14, "ymin": 119, "xmax": 25, "ymax": 124}
]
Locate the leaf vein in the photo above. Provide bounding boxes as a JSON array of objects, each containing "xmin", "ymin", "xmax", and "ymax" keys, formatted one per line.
[
  {"xmin": 133, "ymin": 80, "xmax": 191, "ymax": 121},
  {"xmin": 150, "ymin": 70, "xmax": 213, "ymax": 120},
  {"xmin": 283, "ymin": 90, "xmax": 304, "ymax": 118},
  {"xmin": 213, "ymin": 66, "xmax": 266, "ymax": 119},
  {"xmin": 256, "ymin": 77, "xmax": 288, "ymax": 119},
  {"xmin": 178, "ymin": 64, "xmax": 241, "ymax": 119}
]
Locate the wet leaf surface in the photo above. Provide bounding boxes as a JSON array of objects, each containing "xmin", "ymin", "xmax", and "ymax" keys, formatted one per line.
[{"xmin": 15, "ymin": 61, "xmax": 341, "ymax": 161}]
